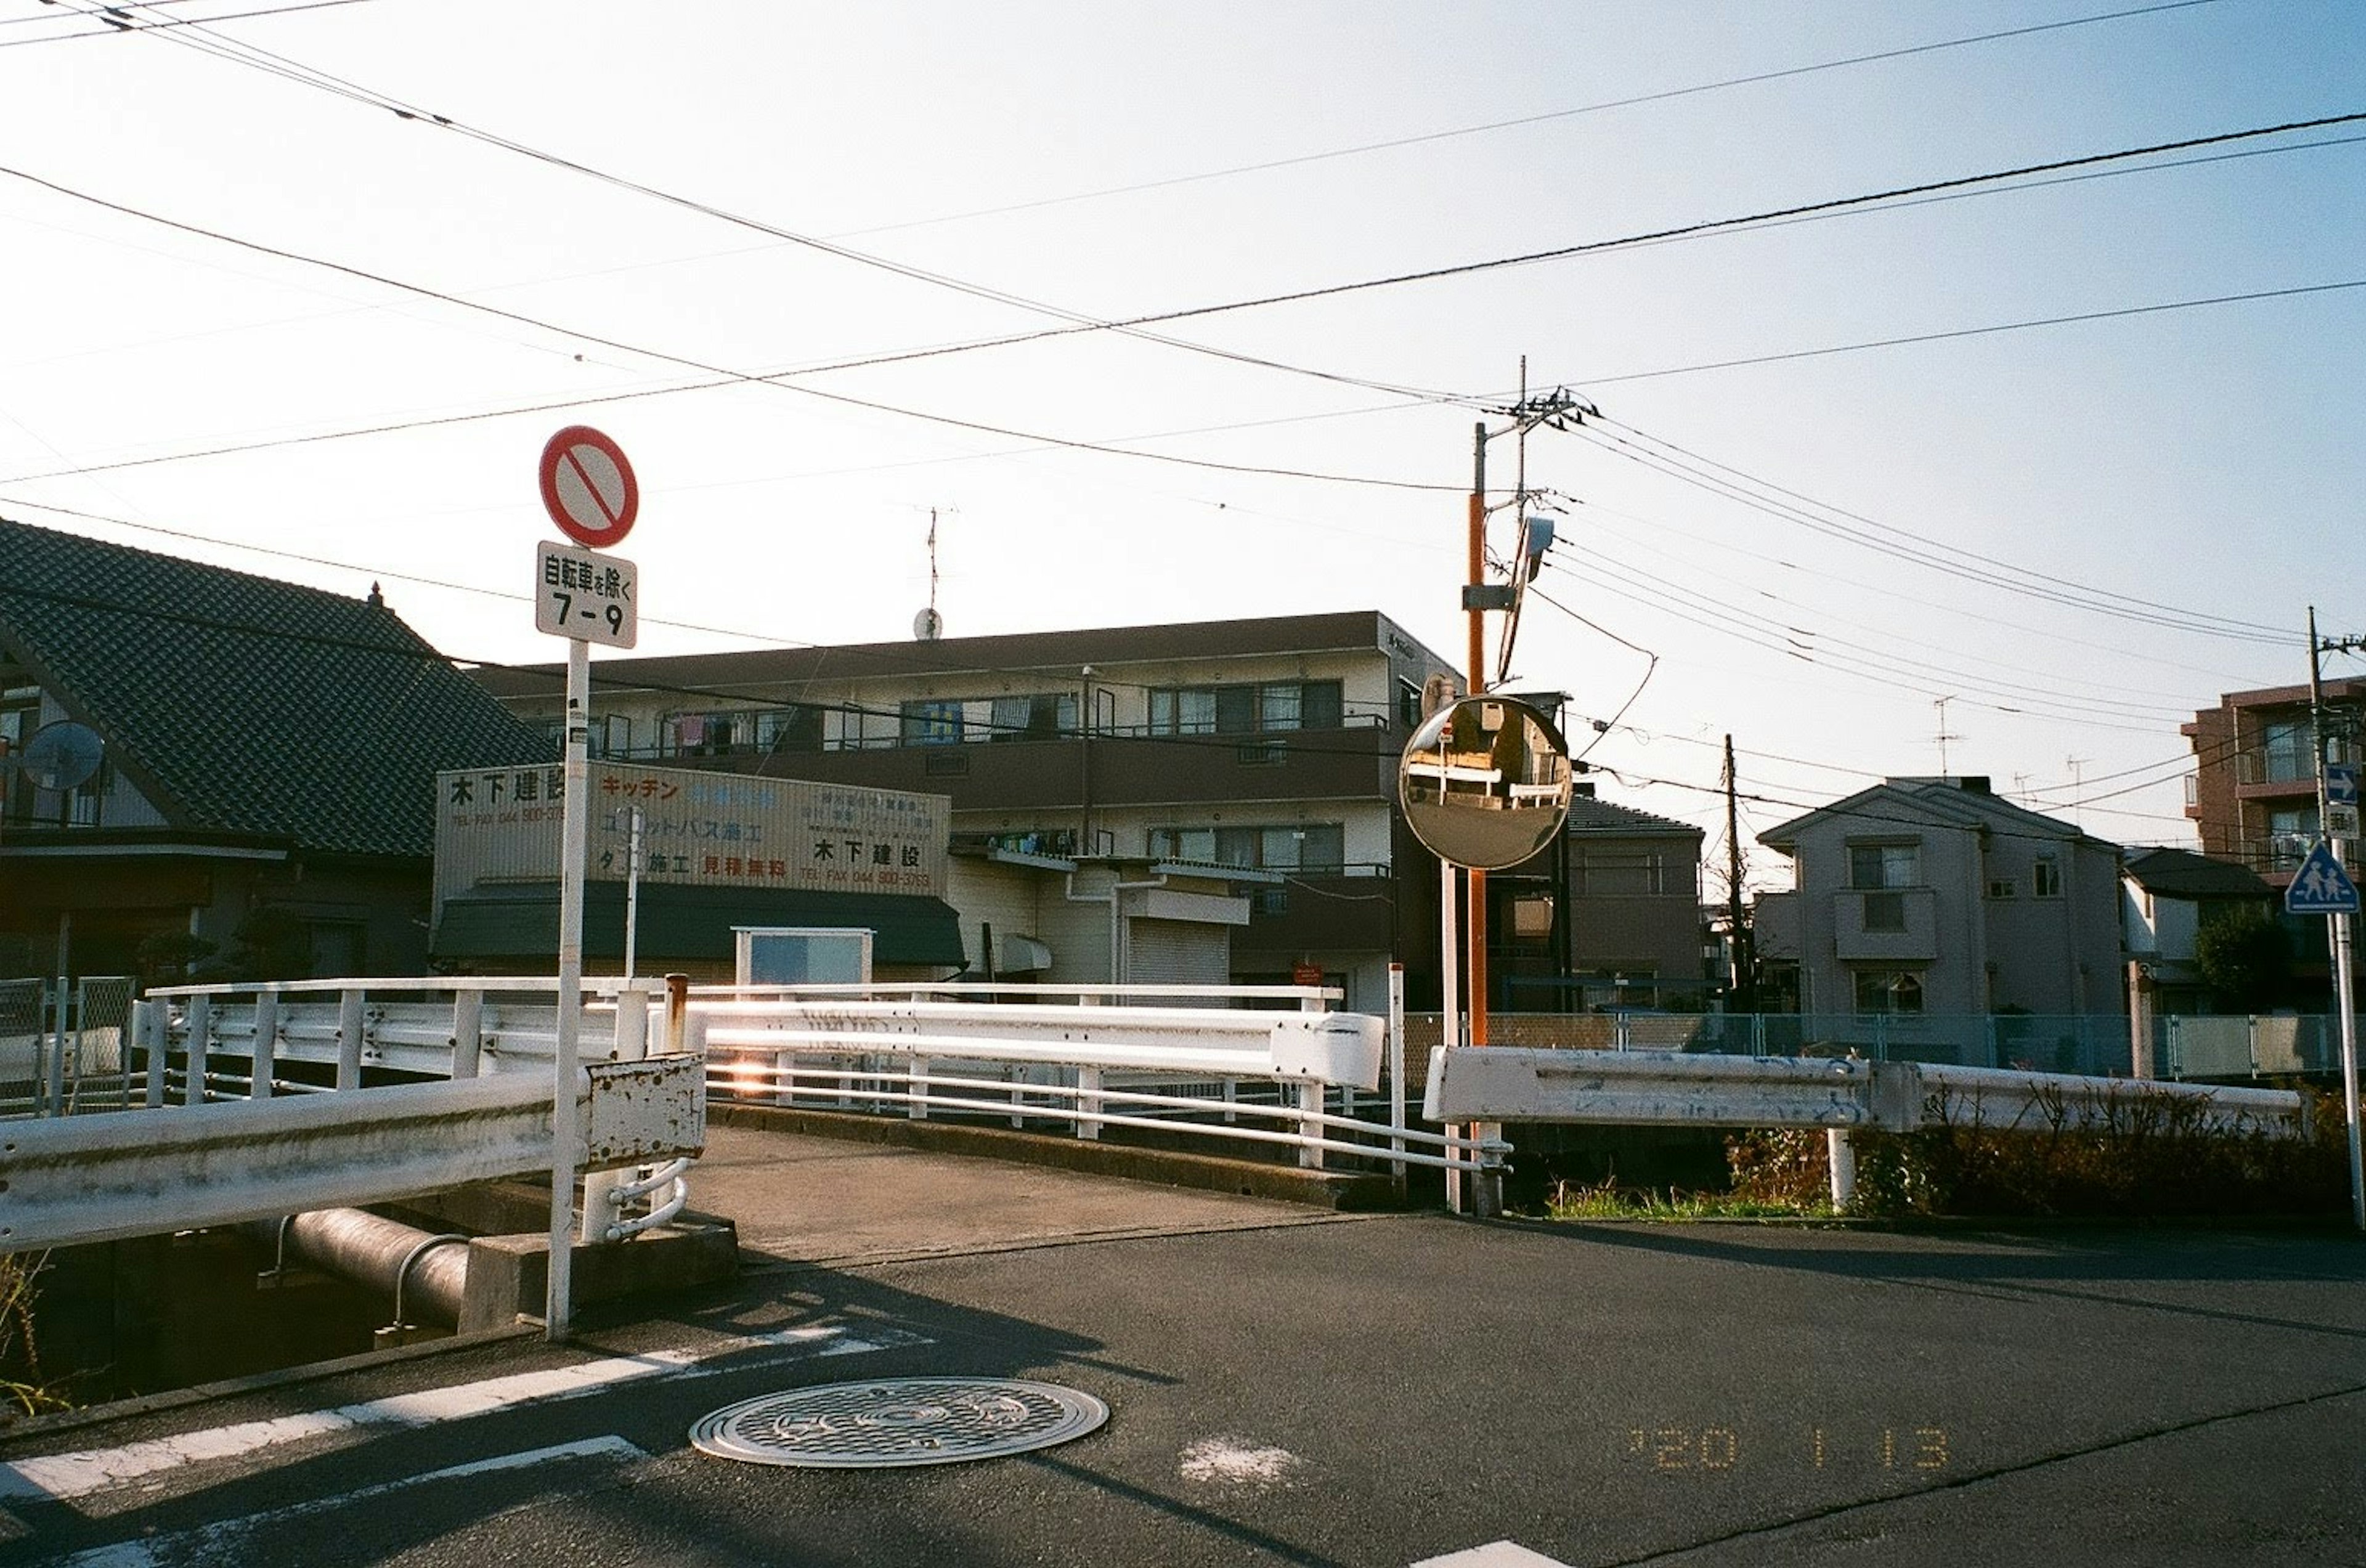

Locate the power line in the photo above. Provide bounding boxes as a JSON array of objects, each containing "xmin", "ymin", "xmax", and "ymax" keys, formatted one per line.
[
  {"xmin": 1548, "ymin": 515, "xmax": 2208, "ymax": 717},
  {"xmin": 1577, "ymin": 276, "xmax": 2366, "ymax": 388},
  {"xmin": 0, "ymin": 163, "xmax": 1462, "ymax": 496},
  {"xmin": 1570, "ymin": 419, "xmax": 2291, "ymax": 646},
  {"xmin": 38, "ymin": 3, "xmax": 2366, "ymax": 408},
  {"xmin": 0, "ymin": 0, "xmax": 376, "ymax": 46},
  {"xmin": 832, "ymin": 0, "xmax": 2229, "ymax": 235}
]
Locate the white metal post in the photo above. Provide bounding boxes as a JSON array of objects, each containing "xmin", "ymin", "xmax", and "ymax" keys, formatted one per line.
[
  {"xmin": 1388, "ymin": 962, "xmax": 1407, "ymax": 1188},
  {"xmin": 550, "ymin": 635, "xmax": 590, "ymax": 1341},
  {"xmin": 624, "ymin": 806, "xmax": 643, "ymax": 983},
  {"xmin": 335, "ymin": 988, "xmax": 364, "ymax": 1091},
  {"xmin": 184, "ymin": 994, "xmax": 211, "ymax": 1107},
  {"xmin": 250, "ymin": 987, "xmax": 278, "ymax": 1100},
  {"xmin": 1439, "ymin": 858, "xmax": 1462, "ymax": 1214},
  {"xmin": 1826, "ymin": 1127, "xmax": 1857, "ymax": 1212},
  {"xmin": 580, "ymin": 985, "xmax": 649, "ymax": 1245}
]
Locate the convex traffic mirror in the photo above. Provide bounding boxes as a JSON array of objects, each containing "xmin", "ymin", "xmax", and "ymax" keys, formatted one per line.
[{"xmin": 1397, "ymin": 696, "xmax": 1575, "ymax": 871}]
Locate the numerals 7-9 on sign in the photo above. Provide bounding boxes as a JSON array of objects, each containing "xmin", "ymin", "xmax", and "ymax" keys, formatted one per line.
[{"xmin": 535, "ymin": 540, "xmax": 638, "ymax": 649}]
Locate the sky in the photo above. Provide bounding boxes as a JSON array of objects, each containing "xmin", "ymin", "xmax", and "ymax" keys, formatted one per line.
[{"xmin": 2, "ymin": 0, "xmax": 2362, "ymax": 893}]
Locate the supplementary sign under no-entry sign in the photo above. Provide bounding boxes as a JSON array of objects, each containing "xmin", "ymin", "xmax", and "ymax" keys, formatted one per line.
[
  {"xmin": 535, "ymin": 540, "xmax": 638, "ymax": 649},
  {"xmin": 2285, "ymin": 839, "xmax": 2360, "ymax": 916}
]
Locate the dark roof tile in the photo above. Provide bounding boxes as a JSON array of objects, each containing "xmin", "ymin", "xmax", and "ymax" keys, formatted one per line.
[{"xmin": 0, "ymin": 518, "xmax": 551, "ymax": 857}]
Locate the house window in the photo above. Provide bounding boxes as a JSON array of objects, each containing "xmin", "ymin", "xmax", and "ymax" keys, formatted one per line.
[
  {"xmin": 1987, "ymin": 879, "xmax": 2016, "ymax": 900},
  {"xmin": 1848, "ymin": 842, "xmax": 1919, "ymax": 890},
  {"xmin": 1577, "ymin": 851, "xmax": 1666, "ymax": 895},
  {"xmin": 1398, "ymin": 679, "xmax": 1424, "ymax": 731},
  {"xmin": 1853, "ymin": 969, "xmax": 1925, "ymax": 1015},
  {"xmin": 2032, "ymin": 856, "xmax": 2062, "ymax": 898},
  {"xmin": 1861, "ymin": 892, "xmax": 1906, "ymax": 932}
]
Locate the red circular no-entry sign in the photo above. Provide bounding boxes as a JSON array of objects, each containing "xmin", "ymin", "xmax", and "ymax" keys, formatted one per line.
[{"xmin": 539, "ymin": 425, "xmax": 639, "ymax": 549}]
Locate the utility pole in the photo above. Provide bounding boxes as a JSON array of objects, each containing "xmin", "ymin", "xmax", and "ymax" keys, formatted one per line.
[
  {"xmin": 1724, "ymin": 734, "xmax": 1750, "ymax": 1012},
  {"xmin": 2307, "ymin": 606, "xmax": 2363, "ymax": 1231}
]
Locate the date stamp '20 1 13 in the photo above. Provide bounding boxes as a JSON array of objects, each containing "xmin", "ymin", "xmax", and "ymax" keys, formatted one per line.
[{"xmin": 1625, "ymin": 1425, "xmax": 1951, "ymax": 1474}]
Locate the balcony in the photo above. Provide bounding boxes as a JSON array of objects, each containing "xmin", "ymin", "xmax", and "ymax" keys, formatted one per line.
[{"xmin": 1832, "ymin": 886, "xmax": 1938, "ymax": 962}]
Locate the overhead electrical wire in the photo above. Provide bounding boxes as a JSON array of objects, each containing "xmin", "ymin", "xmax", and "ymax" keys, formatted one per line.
[
  {"xmin": 1566, "ymin": 419, "xmax": 2291, "ymax": 646},
  {"xmin": 1542, "ymin": 486, "xmax": 2262, "ymax": 692},
  {"xmin": 0, "ymin": 0, "xmax": 376, "ymax": 46},
  {"xmin": 44, "ymin": 0, "xmax": 2366, "ymax": 405},
  {"xmin": 827, "ymin": 1, "xmax": 2229, "ymax": 236},
  {"xmin": 1550, "ymin": 504, "xmax": 2218, "ymax": 713},
  {"xmin": 0, "ymin": 163, "xmax": 1461, "ymax": 496}
]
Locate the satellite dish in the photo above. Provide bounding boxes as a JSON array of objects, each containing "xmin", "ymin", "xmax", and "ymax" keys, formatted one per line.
[
  {"xmin": 1397, "ymin": 695, "xmax": 1574, "ymax": 871},
  {"xmin": 913, "ymin": 607, "xmax": 945, "ymax": 641},
  {"xmin": 21, "ymin": 720, "xmax": 104, "ymax": 792}
]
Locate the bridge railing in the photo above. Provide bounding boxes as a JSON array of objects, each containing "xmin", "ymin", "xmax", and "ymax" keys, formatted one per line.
[{"xmin": 686, "ymin": 981, "xmax": 1486, "ymax": 1176}]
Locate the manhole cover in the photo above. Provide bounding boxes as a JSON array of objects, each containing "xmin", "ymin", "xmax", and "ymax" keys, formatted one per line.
[{"xmin": 690, "ymin": 1378, "xmax": 1108, "ymax": 1468}]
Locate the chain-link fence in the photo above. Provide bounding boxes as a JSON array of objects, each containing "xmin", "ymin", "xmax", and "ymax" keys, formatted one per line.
[{"xmin": 0, "ymin": 976, "xmax": 139, "ymax": 1118}]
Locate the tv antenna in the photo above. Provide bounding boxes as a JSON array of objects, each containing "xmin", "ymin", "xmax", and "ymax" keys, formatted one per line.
[
  {"xmin": 912, "ymin": 506, "xmax": 950, "ymax": 641},
  {"xmin": 1933, "ymin": 696, "xmax": 1961, "ymax": 774}
]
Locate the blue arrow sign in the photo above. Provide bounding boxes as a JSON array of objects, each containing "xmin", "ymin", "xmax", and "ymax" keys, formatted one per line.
[
  {"xmin": 2327, "ymin": 763, "xmax": 2360, "ymax": 809},
  {"xmin": 2286, "ymin": 839, "xmax": 2361, "ymax": 916}
]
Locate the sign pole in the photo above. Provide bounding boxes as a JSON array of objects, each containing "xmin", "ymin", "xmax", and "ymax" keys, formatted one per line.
[
  {"xmin": 2306, "ymin": 606, "xmax": 2363, "ymax": 1231},
  {"xmin": 548, "ymin": 633, "xmax": 590, "ymax": 1339},
  {"xmin": 2335, "ymin": 908, "xmax": 2362, "ymax": 1232}
]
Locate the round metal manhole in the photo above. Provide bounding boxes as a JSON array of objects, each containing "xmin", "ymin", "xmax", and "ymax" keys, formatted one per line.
[{"xmin": 690, "ymin": 1378, "xmax": 1108, "ymax": 1469}]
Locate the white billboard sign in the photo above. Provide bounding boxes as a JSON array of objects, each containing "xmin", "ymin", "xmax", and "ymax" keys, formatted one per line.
[{"xmin": 434, "ymin": 761, "xmax": 949, "ymax": 908}]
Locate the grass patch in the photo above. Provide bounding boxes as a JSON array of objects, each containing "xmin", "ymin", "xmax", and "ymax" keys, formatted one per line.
[{"xmin": 1545, "ymin": 1177, "xmax": 1829, "ymax": 1222}]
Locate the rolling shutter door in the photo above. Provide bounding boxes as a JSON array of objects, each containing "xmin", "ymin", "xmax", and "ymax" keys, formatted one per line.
[{"xmin": 1124, "ymin": 917, "xmax": 1228, "ymax": 987}]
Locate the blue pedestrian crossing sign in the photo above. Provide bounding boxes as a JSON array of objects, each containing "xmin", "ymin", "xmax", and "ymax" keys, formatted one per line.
[{"xmin": 2286, "ymin": 839, "xmax": 2361, "ymax": 916}]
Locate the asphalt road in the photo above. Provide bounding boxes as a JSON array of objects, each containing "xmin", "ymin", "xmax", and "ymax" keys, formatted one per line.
[{"xmin": 2, "ymin": 1208, "xmax": 2359, "ymax": 1567}]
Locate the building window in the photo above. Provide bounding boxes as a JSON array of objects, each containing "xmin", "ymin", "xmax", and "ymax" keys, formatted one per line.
[
  {"xmin": 1576, "ymin": 851, "xmax": 1666, "ymax": 895},
  {"xmin": 1853, "ymin": 969, "xmax": 1924, "ymax": 1015},
  {"xmin": 1848, "ymin": 842, "xmax": 1919, "ymax": 890},
  {"xmin": 1148, "ymin": 822, "xmax": 1344, "ymax": 873},
  {"xmin": 2261, "ymin": 719, "xmax": 2314, "ymax": 784},
  {"xmin": 899, "ymin": 699, "xmax": 965, "ymax": 747},
  {"xmin": 1148, "ymin": 680, "xmax": 1343, "ymax": 737},
  {"xmin": 1986, "ymin": 878, "xmax": 2015, "ymax": 900},
  {"xmin": 2032, "ymin": 856, "xmax": 2062, "ymax": 898},
  {"xmin": 1398, "ymin": 678, "xmax": 1424, "ymax": 731}
]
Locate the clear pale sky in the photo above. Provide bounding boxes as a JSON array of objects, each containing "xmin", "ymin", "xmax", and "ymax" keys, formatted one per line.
[{"xmin": 4, "ymin": 0, "xmax": 2360, "ymax": 889}]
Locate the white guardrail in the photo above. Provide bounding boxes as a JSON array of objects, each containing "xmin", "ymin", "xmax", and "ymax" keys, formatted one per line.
[
  {"xmin": 689, "ymin": 982, "xmax": 1491, "ymax": 1176},
  {"xmin": 1426, "ymin": 1045, "xmax": 2309, "ymax": 1208}
]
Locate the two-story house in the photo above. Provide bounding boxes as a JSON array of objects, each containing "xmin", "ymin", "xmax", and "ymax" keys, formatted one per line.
[
  {"xmin": 0, "ymin": 517, "xmax": 551, "ymax": 984},
  {"xmin": 1487, "ymin": 784, "xmax": 1708, "ymax": 1011},
  {"xmin": 1752, "ymin": 776, "xmax": 2124, "ymax": 1063}
]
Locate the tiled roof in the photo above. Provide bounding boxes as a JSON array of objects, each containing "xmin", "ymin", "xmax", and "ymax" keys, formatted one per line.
[
  {"xmin": 2123, "ymin": 847, "xmax": 2271, "ymax": 901},
  {"xmin": 1566, "ymin": 794, "xmax": 1701, "ymax": 839},
  {"xmin": 0, "ymin": 518, "xmax": 551, "ymax": 857}
]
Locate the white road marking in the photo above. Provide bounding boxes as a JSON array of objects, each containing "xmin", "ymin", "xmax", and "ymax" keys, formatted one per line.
[
  {"xmin": 1177, "ymin": 1435, "xmax": 1303, "ymax": 1488},
  {"xmin": 0, "ymin": 1321, "xmax": 923, "ymax": 1504},
  {"xmin": 55, "ymin": 1436, "xmax": 648, "ymax": 1568},
  {"xmin": 1410, "ymin": 1544, "xmax": 1576, "ymax": 1568}
]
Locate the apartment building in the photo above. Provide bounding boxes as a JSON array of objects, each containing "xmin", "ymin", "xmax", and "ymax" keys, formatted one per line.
[
  {"xmin": 474, "ymin": 611, "xmax": 1464, "ymax": 1012},
  {"xmin": 2182, "ymin": 676, "xmax": 2365, "ymax": 882}
]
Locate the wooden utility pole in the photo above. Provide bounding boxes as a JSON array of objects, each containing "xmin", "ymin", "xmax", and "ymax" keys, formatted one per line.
[{"xmin": 1723, "ymin": 734, "xmax": 1749, "ymax": 1010}]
